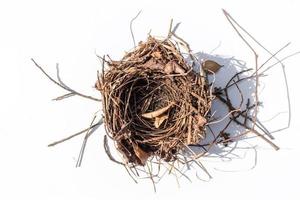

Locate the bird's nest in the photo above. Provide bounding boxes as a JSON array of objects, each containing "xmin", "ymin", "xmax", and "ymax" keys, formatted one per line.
[
  {"xmin": 33, "ymin": 11, "xmax": 285, "ymax": 187},
  {"xmin": 96, "ymin": 36, "xmax": 214, "ymax": 166}
]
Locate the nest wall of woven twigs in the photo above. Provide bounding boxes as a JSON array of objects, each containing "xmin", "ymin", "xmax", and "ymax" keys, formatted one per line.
[{"xmin": 96, "ymin": 36, "xmax": 213, "ymax": 166}]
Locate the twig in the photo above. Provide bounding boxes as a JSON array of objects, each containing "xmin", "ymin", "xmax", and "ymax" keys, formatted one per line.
[
  {"xmin": 146, "ymin": 162, "xmax": 156, "ymax": 192},
  {"xmin": 48, "ymin": 120, "xmax": 103, "ymax": 147},
  {"xmin": 130, "ymin": 10, "xmax": 142, "ymax": 48},
  {"xmin": 32, "ymin": 58, "xmax": 101, "ymax": 102},
  {"xmin": 52, "ymin": 92, "xmax": 76, "ymax": 101},
  {"xmin": 222, "ymin": 9, "xmax": 279, "ymax": 149},
  {"xmin": 222, "ymin": 9, "xmax": 294, "ymax": 137},
  {"xmin": 103, "ymin": 135, "xmax": 125, "ymax": 165},
  {"xmin": 76, "ymin": 116, "xmax": 102, "ymax": 167},
  {"xmin": 254, "ymin": 42, "xmax": 291, "ymax": 75}
]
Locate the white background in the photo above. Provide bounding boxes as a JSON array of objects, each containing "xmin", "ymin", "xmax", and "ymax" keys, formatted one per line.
[{"xmin": 1, "ymin": 0, "xmax": 300, "ymax": 199}]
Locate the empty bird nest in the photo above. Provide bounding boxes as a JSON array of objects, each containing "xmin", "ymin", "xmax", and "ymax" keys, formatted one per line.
[
  {"xmin": 96, "ymin": 35, "xmax": 214, "ymax": 166},
  {"xmin": 33, "ymin": 11, "xmax": 286, "ymax": 186}
]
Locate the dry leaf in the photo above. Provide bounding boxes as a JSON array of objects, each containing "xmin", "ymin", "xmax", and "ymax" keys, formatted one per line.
[
  {"xmin": 132, "ymin": 143, "xmax": 150, "ymax": 165},
  {"xmin": 164, "ymin": 62, "xmax": 173, "ymax": 74},
  {"xmin": 154, "ymin": 114, "xmax": 168, "ymax": 128},
  {"xmin": 150, "ymin": 63, "xmax": 164, "ymax": 70},
  {"xmin": 202, "ymin": 60, "xmax": 221, "ymax": 73},
  {"xmin": 95, "ymin": 80, "xmax": 101, "ymax": 90},
  {"xmin": 174, "ymin": 64, "xmax": 185, "ymax": 74},
  {"xmin": 142, "ymin": 102, "xmax": 175, "ymax": 119},
  {"xmin": 165, "ymin": 61, "xmax": 185, "ymax": 74},
  {"xmin": 124, "ymin": 67, "xmax": 137, "ymax": 73},
  {"xmin": 143, "ymin": 58, "xmax": 164, "ymax": 70},
  {"xmin": 195, "ymin": 115, "xmax": 207, "ymax": 126},
  {"xmin": 151, "ymin": 51, "xmax": 162, "ymax": 59}
]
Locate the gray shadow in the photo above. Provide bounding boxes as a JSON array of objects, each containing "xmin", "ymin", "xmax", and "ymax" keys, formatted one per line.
[{"xmin": 185, "ymin": 52, "xmax": 258, "ymax": 161}]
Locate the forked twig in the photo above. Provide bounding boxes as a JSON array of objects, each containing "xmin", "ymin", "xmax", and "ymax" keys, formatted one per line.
[
  {"xmin": 222, "ymin": 9, "xmax": 294, "ymax": 136},
  {"xmin": 221, "ymin": 9, "xmax": 291, "ymax": 150},
  {"xmin": 32, "ymin": 58, "xmax": 101, "ymax": 102}
]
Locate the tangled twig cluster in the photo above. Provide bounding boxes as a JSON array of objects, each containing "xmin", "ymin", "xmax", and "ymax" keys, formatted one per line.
[{"xmin": 96, "ymin": 36, "xmax": 213, "ymax": 166}]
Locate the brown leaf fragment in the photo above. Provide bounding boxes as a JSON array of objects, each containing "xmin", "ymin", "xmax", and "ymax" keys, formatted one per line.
[
  {"xmin": 165, "ymin": 61, "xmax": 185, "ymax": 74},
  {"xmin": 151, "ymin": 51, "xmax": 162, "ymax": 59},
  {"xmin": 124, "ymin": 67, "xmax": 137, "ymax": 73},
  {"xmin": 164, "ymin": 62, "xmax": 173, "ymax": 74},
  {"xmin": 202, "ymin": 60, "xmax": 222, "ymax": 73},
  {"xmin": 195, "ymin": 115, "xmax": 207, "ymax": 127},
  {"xmin": 132, "ymin": 143, "xmax": 150, "ymax": 165},
  {"xmin": 143, "ymin": 58, "xmax": 164, "ymax": 70},
  {"xmin": 95, "ymin": 80, "xmax": 101, "ymax": 90},
  {"xmin": 142, "ymin": 102, "xmax": 175, "ymax": 119},
  {"xmin": 154, "ymin": 114, "xmax": 168, "ymax": 128},
  {"xmin": 174, "ymin": 64, "xmax": 185, "ymax": 74}
]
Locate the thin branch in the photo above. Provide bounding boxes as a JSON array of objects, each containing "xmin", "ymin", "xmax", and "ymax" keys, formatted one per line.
[
  {"xmin": 130, "ymin": 10, "xmax": 142, "ymax": 48},
  {"xmin": 76, "ymin": 116, "xmax": 102, "ymax": 167},
  {"xmin": 52, "ymin": 92, "xmax": 76, "ymax": 101},
  {"xmin": 222, "ymin": 9, "xmax": 280, "ymax": 148},
  {"xmin": 260, "ymin": 51, "xmax": 300, "ymax": 74},
  {"xmin": 48, "ymin": 120, "xmax": 103, "ymax": 147},
  {"xmin": 222, "ymin": 9, "xmax": 294, "ymax": 136},
  {"xmin": 32, "ymin": 58, "xmax": 101, "ymax": 102},
  {"xmin": 254, "ymin": 42, "xmax": 291, "ymax": 75},
  {"xmin": 146, "ymin": 162, "xmax": 157, "ymax": 192},
  {"xmin": 103, "ymin": 135, "xmax": 125, "ymax": 165}
]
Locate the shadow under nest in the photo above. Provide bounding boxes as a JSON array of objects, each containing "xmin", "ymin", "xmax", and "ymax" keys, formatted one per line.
[{"xmin": 96, "ymin": 36, "xmax": 214, "ymax": 166}]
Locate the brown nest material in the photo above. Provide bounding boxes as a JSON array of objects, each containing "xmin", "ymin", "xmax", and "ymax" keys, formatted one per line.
[{"xmin": 96, "ymin": 36, "xmax": 213, "ymax": 166}]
